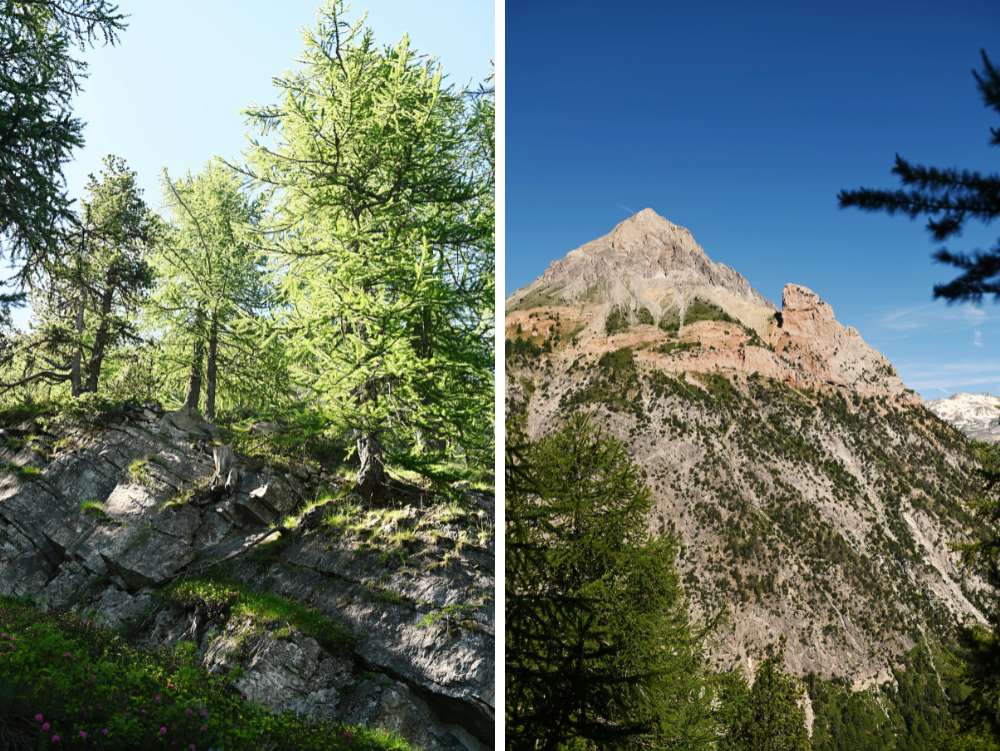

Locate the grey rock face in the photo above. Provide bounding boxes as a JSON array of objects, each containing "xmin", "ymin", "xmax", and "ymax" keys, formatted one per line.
[{"xmin": 0, "ymin": 410, "xmax": 494, "ymax": 749}]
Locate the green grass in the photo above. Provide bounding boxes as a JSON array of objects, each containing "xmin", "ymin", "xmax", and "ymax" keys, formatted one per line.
[
  {"xmin": 79, "ymin": 499, "xmax": 122, "ymax": 527},
  {"xmin": 683, "ymin": 298, "xmax": 736, "ymax": 326},
  {"xmin": 3, "ymin": 461, "xmax": 40, "ymax": 481},
  {"xmin": 128, "ymin": 457, "xmax": 151, "ymax": 486},
  {"xmin": 598, "ymin": 347, "xmax": 634, "ymax": 371},
  {"xmin": 164, "ymin": 572, "xmax": 355, "ymax": 652},
  {"xmin": 0, "ymin": 595, "xmax": 411, "ymax": 750}
]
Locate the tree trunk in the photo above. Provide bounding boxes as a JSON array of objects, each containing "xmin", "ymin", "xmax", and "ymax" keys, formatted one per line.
[
  {"xmin": 84, "ymin": 283, "xmax": 115, "ymax": 393},
  {"xmin": 69, "ymin": 298, "xmax": 85, "ymax": 397},
  {"xmin": 205, "ymin": 312, "xmax": 218, "ymax": 422},
  {"xmin": 355, "ymin": 428, "xmax": 386, "ymax": 503},
  {"xmin": 183, "ymin": 308, "xmax": 205, "ymax": 413}
]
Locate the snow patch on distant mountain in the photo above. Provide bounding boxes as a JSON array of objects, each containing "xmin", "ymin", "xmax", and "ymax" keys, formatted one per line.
[{"xmin": 926, "ymin": 392, "xmax": 1000, "ymax": 442}]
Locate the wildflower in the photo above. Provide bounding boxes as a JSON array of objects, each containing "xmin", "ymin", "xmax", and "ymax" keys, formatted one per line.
[
  {"xmin": 42, "ymin": 723, "xmax": 50, "ymax": 730},
  {"xmin": 79, "ymin": 731, "xmax": 86, "ymax": 740},
  {"xmin": 160, "ymin": 727, "xmax": 166, "ymax": 734},
  {"xmin": 63, "ymin": 652, "xmax": 71, "ymax": 658},
  {"xmin": 155, "ymin": 696, "xmax": 161, "ymax": 702},
  {"xmin": 199, "ymin": 712, "xmax": 206, "ymax": 717},
  {"xmin": 95, "ymin": 703, "xmax": 101, "ymax": 709},
  {"xmin": 186, "ymin": 709, "xmax": 193, "ymax": 714},
  {"xmin": 141, "ymin": 710, "xmax": 146, "ymax": 715},
  {"xmin": 240, "ymin": 692, "xmax": 246, "ymax": 698},
  {"xmin": 51, "ymin": 736, "xmax": 59, "ymax": 742},
  {"xmin": 190, "ymin": 746, "xmax": 196, "ymax": 750},
  {"xmin": 34, "ymin": 714, "xmax": 42, "ymax": 722},
  {"xmin": 200, "ymin": 727, "xmax": 206, "ymax": 732},
  {"xmin": 103, "ymin": 729, "xmax": 109, "ymax": 736},
  {"xmin": 344, "ymin": 732, "xmax": 350, "ymax": 737}
]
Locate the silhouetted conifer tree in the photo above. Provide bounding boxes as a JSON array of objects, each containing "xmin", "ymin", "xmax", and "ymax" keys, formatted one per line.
[{"xmin": 839, "ymin": 50, "xmax": 1000, "ymax": 304}]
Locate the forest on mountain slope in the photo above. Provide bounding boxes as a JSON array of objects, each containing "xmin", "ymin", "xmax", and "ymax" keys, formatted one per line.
[{"xmin": 506, "ymin": 48, "xmax": 1000, "ymax": 751}]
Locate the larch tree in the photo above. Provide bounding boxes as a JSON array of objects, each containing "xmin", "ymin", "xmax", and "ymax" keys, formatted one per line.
[
  {"xmin": 239, "ymin": 0, "xmax": 493, "ymax": 501},
  {"xmin": 3, "ymin": 155, "xmax": 156, "ymax": 397},
  {"xmin": 0, "ymin": 2, "xmax": 126, "ymax": 286},
  {"xmin": 149, "ymin": 159, "xmax": 278, "ymax": 422},
  {"xmin": 506, "ymin": 414, "xmax": 717, "ymax": 751},
  {"xmin": 718, "ymin": 637, "xmax": 811, "ymax": 751}
]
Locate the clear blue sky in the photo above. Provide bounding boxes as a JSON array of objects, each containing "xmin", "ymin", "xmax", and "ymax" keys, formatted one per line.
[
  {"xmin": 63, "ymin": 1, "xmax": 493, "ymax": 206},
  {"xmin": 507, "ymin": 0, "xmax": 1000, "ymax": 400}
]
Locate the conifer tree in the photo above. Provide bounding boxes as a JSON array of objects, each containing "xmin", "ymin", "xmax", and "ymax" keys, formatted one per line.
[
  {"xmin": 719, "ymin": 637, "xmax": 810, "ymax": 751},
  {"xmin": 239, "ymin": 0, "xmax": 493, "ymax": 500},
  {"xmin": 148, "ymin": 159, "xmax": 281, "ymax": 422},
  {"xmin": 1, "ymin": 155, "xmax": 156, "ymax": 396},
  {"xmin": 838, "ymin": 50, "xmax": 1000, "ymax": 304},
  {"xmin": 506, "ymin": 414, "xmax": 716, "ymax": 751},
  {"xmin": 0, "ymin": 2, "xmax": 127, "ymax": 268}
]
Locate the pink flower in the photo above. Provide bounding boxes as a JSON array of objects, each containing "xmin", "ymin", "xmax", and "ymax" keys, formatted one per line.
[
  {"xmin": 79, "ymin": 731, "xmax": 86, "ymax": 739},
  {"xmin": 186, "ymin": 709, "xmax": 192, "ymax": 714},
  {"xmin": 102, "ymin": 729, "xmax": 109, "ymax": 735},
  {"xmin": 34, "ymin": 714, "xmax": 42, "ymax": 722},
  {"xmin": 240, "ymin": 692, "xmax": 246, "ymax": 698},
  {"xmin": 63, "ymin": 652, "xmax": 71, "ymax": 658},
  {"xmin": 200, "ymin": 727, "xmax": 206, "ymax": 732},
  {"xmin": 344, "ymin": 731, "xmax": 350, "ymax": 737},
  {"xmin": 51, "ymin": 736, "xmax": 59, "ymax": 743},
  {"xmin": 199, "ymin": 712, "xmax": 206, "ymax": 717},
  {"xmin": 155, "ymin": 696, "xmax": 161, "ymax": 702},
  {"xmin": 189, "ymin": 746, "xmax": 196, "ymax": 750},
  {"xmin": 141, "ymin": 710, "xmax": 146, "ymax": 715},
  {"xmin": 42, "ymin": 723, "xmax": 50, "ymax": 730},
  {"xmin": 160, "ymin": 727, "xmax": 166, "ymax": 734}
]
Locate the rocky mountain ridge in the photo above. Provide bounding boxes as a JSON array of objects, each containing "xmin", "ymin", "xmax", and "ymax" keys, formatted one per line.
[
  {"xmin": 506, "ymin": 209, "xmax": 983, "ymax": 693},
  {"xmin": 926, "ymin": 392, "xmax": 1000, "ymax": 442},
  {"xmin": 0, "ymin": 400, "xmax": 494, "ymax": 751}
]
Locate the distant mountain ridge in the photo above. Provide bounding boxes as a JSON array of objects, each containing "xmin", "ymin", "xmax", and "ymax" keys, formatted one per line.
[
  {"xmin": 506, "ymin": 209, "xmax": 984, "ymax": 697},
  {"xmin": 927, "ymin": 392, "xmax": 1000, "ymax": 442}
]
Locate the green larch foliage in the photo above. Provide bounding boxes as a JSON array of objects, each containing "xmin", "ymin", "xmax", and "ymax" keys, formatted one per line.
[
  {"xmin": 238, "ymin": 0, "xmax": 493, "ymax": 499},
  {"xmin": 506, "ymin": 413, "xmax": 716, "ymax": 751}
]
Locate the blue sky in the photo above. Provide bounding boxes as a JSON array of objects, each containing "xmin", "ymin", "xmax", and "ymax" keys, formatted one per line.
[
  {"xmin": 62, "ymin": 0, "xmax": 493, "ymax": 204},
  {"xmin": 506, "ymin": 0, "xmax": 1000, "ymax": 399}
]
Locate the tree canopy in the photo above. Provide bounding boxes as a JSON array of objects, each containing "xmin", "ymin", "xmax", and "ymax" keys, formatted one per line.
[
  {"xmin": 506, "ymin": 414, "xmax": 716, "ymax": 751},
  {"xmin": 0, "ymin": 1, "xmax": 126, "ymax": 271},
  {"xmin": 239, "ymin": 0, "xmax": 493, "ymax": 501}
]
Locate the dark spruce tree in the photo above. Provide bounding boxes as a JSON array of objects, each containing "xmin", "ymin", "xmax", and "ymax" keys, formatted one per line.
[
  {"xmin": 505, "ymin": 413, "xmax": 716, "ymax": 751},
  {"xmin": 838, "ymin": 50, "xmax": 1000, "ymax": 305}
]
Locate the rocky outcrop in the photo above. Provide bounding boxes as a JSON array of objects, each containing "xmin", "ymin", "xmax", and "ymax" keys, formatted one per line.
[
  {"xmin": 927, "ymin": 392, "xmax": 1000, "ymax": 442},
  {"xmin": 0, "ymin": 403, "xmax": 494, "ymax": 750},
  {"xmin": 505, "ymin": 209, "xmax": 918, "ymax": 403}
]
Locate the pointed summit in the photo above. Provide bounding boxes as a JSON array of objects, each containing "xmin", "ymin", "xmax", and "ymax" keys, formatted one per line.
[{"xmin": 506, "ymin": 209, "xmax": 775, "ymax": 334}]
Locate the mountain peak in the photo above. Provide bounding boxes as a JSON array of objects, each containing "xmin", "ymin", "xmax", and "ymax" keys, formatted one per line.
[{"xmin": 507, "ymin": 209, "xmax": 774, "ymax": 321}]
